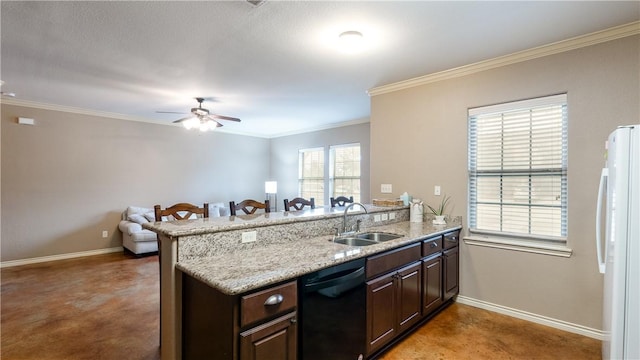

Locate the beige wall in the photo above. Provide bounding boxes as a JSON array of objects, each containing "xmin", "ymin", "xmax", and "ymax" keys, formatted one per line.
[
  {"xmin": 269, "ymin": 122, "xmax": 371, "ymax": 206},
  {"xmin": 370, "ymin": 35, "xmax": 639, "ymax": 330},
  {"xmin": 1, "ymin": 105, "xmax": 270, "ymax": 262}
]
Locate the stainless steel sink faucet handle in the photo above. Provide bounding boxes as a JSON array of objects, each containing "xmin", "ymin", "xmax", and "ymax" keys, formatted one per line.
[{"xmin": 342, "ymin": 202, "xmax": 368, "ymax": 235}]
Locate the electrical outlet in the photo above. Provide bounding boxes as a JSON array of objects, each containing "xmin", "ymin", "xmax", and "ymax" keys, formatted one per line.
[
  {"xmin": 241, "ymin": 231, "xmax": 257, "ymax": 243},
  {"xmin": 434, "ymin": 185, "xmax": 441, "ymax": 196},
  {"xmin": 381, "ymin": 213, "xmax": 389, "ymax": 221},
  {"xmin": 102, "ymin": 230, "xmax": 108, "ymax": 238},
  {"xmin": 389, "ymin": 212, "xmax": 396, "ymax": 220},
  {"xmin": 381, "ymin": 184, "xmax": 393, "ymax": 193},
  {"xmin": 374, "ymin": 214, "xmax": 381, "ymax": 222}
]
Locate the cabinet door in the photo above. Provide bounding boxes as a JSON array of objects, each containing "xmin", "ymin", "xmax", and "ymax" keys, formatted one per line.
[
  {"xmin": 422, "ymin": 255, "xmax": 443, "ymax": 316},
  {"xmin": 396, "ymin": 262, "xmax": 422, "ymax": 334},
  {"xmin": 443, "ymin": 246, "xmax": 459, "ymax": 301},
  {"xmin": 240, "ymin": 312, "xmax": 297, "ymax": 360},
  {"xmin": 366, "ymin": 272, "xmax": 396, "ymax": 355}
]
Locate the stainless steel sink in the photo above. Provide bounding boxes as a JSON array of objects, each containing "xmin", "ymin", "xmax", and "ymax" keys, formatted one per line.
[
  {"xmin": 355, "ymin": 232, "xmax": 402, "ymax": 242},
  {"xmin": 333, "ymin": 237, "xmax": 378, "ymax": 246},
  {"xmin": 332, "ymin": 232, "xmax": 402, "ymax": 246}
]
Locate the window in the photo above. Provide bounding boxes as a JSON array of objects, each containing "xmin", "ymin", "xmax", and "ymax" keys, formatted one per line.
[
  {"xmin": 299, "ymin": 148, "xmax": 325, "ymax": 206},
  {"xmin": 330, "ymin": 144, "xmax": 361, "ymax": 203},
  {"xmin": 468, "ymin": 94, "xmax": 567, "ymax": 242}
]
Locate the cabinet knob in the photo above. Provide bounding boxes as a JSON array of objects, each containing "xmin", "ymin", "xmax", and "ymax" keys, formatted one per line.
[
  {"xmin": 264, "ymin": 294, "xmax": 284, "ymax": 306},
  {"xmin": 290, "ymin": 318, "xmax": 297, "ymax": 324},
  {"xmin": 430, "ymin": 242, "xmax": 438, "ymax": 248}
]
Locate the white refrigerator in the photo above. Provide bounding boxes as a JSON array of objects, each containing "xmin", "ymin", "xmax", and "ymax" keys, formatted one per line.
[{"xmin": 596, "ymin": 124, "xmax": 639, "ymax": 360}]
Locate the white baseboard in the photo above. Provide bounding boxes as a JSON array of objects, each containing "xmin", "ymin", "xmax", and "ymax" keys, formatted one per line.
[
  {"xmin": 1, "ymin": 247, "xmax": 124, "ymax": 268},
  {"xmin": 455, "ymin": 295, "xmax": 604, "ymax": 340}
]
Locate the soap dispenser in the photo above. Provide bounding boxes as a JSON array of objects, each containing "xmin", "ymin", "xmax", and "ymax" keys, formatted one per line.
[{"xmin": 400, "ymin": 192, "xmax": 412, "ymax": 206}]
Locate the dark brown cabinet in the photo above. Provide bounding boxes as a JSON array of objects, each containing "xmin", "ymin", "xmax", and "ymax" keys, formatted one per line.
[
  {"xmin": 181, "ymin": 274, "xmax": 297, "ymax": 360},
  {"xmin": 365, "ymin": 243, "xmax": 422, "ymax": 356},
  {"xmin": 442, "ymin": 231, "xmax": 460, "ymax": 301},
  {"xmin": 366, "ymin": 261, "xmax": 422, "ymax": 355},
  {"xmin": 240, "ymin": 312, "xmax": 297, "ymax": 360},
  {"xmin": 396, "ymin": 262, "xmax": 422, "ymax": 333},
  {"xmin": 366, "ymin": 270, "xmax": 396, "ymax": 354},
  {"xmin": 422, "ymin": 253, "xmax": 443, "ymax": 315},
  {"xmin": 443, "ymin": 245, "xmax": 459, "ymax": 301}
]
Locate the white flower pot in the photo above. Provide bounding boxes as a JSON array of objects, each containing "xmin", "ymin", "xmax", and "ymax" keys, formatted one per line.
[{"xmin": 432, "ymin": 215, "xmax": 446, "ymax": 225}]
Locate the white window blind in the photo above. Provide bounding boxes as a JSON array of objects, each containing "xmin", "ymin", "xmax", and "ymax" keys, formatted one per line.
[
  {"xmin": 299, "ymin": 148, "xmax": 325, "ymax": 206},
  {"xmin": 330, "ymin": 144, "xmax": 361, "ymax": 203},
  {"xmin": 468, "ymin": 94, "xmax": 568, "ymax": 241}
]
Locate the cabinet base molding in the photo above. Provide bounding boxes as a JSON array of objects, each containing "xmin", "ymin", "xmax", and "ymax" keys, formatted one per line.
[{"xmin": 455, "ymin": 296, "xmax": 604, "ymax": 340}]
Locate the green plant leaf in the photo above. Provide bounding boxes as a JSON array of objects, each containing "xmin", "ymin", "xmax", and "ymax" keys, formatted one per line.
[{"xmin": 427, "ymin": 195, "xmax": 450, "ymax": 215}]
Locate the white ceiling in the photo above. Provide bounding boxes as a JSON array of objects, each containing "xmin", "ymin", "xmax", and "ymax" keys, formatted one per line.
[{"xmin": 1, "ymin": 1, "xmax": 638, "ymax": 137}]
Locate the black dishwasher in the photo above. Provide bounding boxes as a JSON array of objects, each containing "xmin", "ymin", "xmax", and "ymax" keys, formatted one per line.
[{"xmin": 299, "ymin": 258, "xmax": 367, "ymax": 360}]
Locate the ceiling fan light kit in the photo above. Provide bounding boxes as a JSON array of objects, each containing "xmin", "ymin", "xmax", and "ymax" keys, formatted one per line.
[
  {"xmin": 163, "ymin": 97, "xmax": 241, "ymax": 132},
  {"xmin": 182, "ymin": 117, "xmax": 220, "ymax": 132}
]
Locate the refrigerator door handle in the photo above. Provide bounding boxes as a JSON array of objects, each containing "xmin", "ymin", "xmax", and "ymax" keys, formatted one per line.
[{"xmin": 596, "ymin": 167, "xmax": 608, "ymax": 274}]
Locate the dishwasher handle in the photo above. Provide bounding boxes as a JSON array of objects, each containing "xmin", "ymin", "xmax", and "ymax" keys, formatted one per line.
[{"xmin": 304, "ymin": 266, "xmax": 365, "ymax": 293}]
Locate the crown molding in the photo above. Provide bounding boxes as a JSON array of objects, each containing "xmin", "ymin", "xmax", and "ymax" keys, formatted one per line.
[
  {"xmin": 368, "ymin": 21, "xmax": 640, "ymax": 97},
  {"xmin": 1, "ymin": 97, "xmax": 163, "ymax": 124},
  {"xmin": 0, "ymin": 97, "xmax": 368, "ymax": 138}
]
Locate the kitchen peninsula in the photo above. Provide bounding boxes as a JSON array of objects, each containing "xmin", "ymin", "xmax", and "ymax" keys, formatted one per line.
[{"xmin": 144, "ymin": 204, "xmax": 462, "ymax": 360}]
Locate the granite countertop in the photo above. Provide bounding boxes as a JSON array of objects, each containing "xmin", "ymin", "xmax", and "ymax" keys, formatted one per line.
[
  {"xmin": 143, "ymin": 204, "xmax": 406, "ymax": 237},
  {"xmin": 176, "ymin": 219, "xmax": 462, "ymax": 296}
]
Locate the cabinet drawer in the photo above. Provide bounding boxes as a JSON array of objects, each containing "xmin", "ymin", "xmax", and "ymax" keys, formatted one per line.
[
  {"xmin": 422, "ymin": 236, "xmax": 443, "ymax": 257},
  {"xmin": 443, "ymin": 231, "xmax": 460, "ymax": 250},
  {"xmin": 366, "ymin": 242, "xmax": 421, "ymax": 279},
  {"xmin": 241, "ymin": 281, "xmax": 297, "ymax": 327}
]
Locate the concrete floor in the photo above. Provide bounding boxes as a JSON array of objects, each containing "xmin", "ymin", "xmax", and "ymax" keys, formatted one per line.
[{"xmin": 1, "ymin": 252, "xmax": 600, "ymax": 359}]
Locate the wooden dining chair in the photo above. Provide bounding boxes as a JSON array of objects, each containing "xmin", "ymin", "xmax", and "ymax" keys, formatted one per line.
[
  {"xmin": 153, "ymin": 202, "xmax": 210, "ymax": 222},
  {"xmin": 152, "ymin": 202, "xmax": 208, "ymax": 344},
  {"xmin": 229, "ymin": 199, "xmax": 271, "ymax": 216},
  {"xmin": 330, "ymin": 196, "xmax": 354, "ymax": 208},
  {"xmin": 283, "ymin": 197, "xmax": 315, "ymax": 211}
]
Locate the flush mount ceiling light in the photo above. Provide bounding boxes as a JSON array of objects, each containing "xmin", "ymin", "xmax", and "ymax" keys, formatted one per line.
[
  {"xmin": 340, "ymin": 30, "xmax": 363, "ymax": 41},
  {"xmin": 338, "ymin": 30, "xmax": 364, "ymax": 52},
  {"xmin": 340, "ymin": 30, "xmax": 363, "ymax": 44}
]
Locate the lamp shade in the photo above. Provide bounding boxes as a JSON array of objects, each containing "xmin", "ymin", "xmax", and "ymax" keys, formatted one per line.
[{"xmin": 265, "ymin": 181, "xmax": 277, "ymax": 194}]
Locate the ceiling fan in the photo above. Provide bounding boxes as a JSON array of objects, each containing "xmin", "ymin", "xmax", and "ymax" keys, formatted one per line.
[{"xmin": 158, "ymin": 97, "xmax": 241, "ymax": 131}]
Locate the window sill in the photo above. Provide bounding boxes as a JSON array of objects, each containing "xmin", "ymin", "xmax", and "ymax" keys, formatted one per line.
[{"xmin": 463, "ymin": 234, "xmax": 573, "ymax": 258}]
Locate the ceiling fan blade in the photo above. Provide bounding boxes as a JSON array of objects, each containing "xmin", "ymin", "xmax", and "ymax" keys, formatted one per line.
[
  {"xmin": 172, "ymin": 116, "xmax": 194, "ymax": 123},
  {"xmin": 157, "ymin": 111, "xmax": 188, "ymax": 114},
  {"xmin": 202, "ymin": 117, "xmax": 224, "ymax": 127},
  {"xmin": 210, "ymin": 114, "xmax": 241, "ymax": 122}
]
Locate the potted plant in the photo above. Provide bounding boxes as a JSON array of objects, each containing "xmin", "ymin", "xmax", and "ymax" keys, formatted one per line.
[{"xmin": 427, "ymin": 195, "xmax": 450, "ymax": 225}]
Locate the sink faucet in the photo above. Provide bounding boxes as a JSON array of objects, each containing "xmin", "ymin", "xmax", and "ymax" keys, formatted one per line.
[{"xmin": 340, "ymin": 202, "xmax": 368, "ymax": 235}]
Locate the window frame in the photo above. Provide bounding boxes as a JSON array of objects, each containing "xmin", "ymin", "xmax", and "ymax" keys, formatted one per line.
[
  {"xmin": 329, "ymin": 143, "xmax": 361, "ymax": 203},
  {"xmin": 298, "ymin": 147, "xmax": 325, "ymax": 206},
  {"xmin": 467, "ymin": 94, "xmax": 570, "ymax": 255}
]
